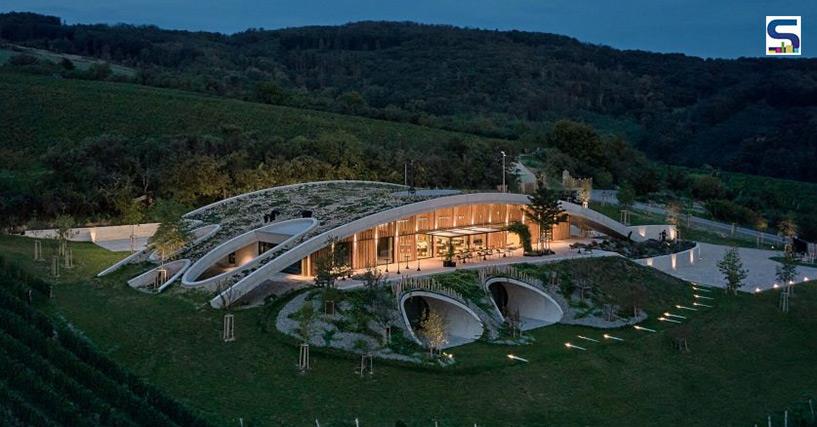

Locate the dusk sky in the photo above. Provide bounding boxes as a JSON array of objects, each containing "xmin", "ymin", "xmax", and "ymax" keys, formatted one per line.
[{"xmin": 2, "ymin": 0, "xmax": 815, "ymax": 58}]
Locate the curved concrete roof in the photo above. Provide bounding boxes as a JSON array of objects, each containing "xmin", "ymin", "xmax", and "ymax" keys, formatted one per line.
[
  {"xmin": 209, "ymin": 189, "xmax": 665, "ymax": 308},
  {"xmin": 184, "ymin": 218, "xmax": 317, "ymax": 289},
  {"xmin": 484, "ymin": 276, "xmax": 563, "ymax": 329}
]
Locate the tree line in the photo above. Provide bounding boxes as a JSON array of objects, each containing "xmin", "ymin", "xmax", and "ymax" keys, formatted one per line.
[{"xmin": 2, "ymin": 12, "xmax": 817, "ymax": 184}]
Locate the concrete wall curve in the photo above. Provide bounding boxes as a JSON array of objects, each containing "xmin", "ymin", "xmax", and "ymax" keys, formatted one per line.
[{"xmin": 399, "ymin": 290, "xmax": 484, "ymax": 349}]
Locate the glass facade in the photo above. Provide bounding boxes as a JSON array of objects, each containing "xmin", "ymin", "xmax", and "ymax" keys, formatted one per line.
[{"xmin": 304, "ymin": 203, "xmax": 571, "ymax": 276}]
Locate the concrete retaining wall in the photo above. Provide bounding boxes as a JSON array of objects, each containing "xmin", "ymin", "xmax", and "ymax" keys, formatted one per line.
[
  {"xmin": 628, "ymin": 224, "xmax": 678, "ymax": 241},
  {"xmin": 635, "ymin": 243, "xmax": 701, "ymax": 271},
  {"xmin": 127, "ymin": 259, "xmax": 190, "ymax": 293},
  {"xmin": 25, "ymin": 223, "xmax": 160, "ymax": 242}
]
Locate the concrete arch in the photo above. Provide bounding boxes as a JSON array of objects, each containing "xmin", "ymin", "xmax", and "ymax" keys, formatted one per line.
[
  {"xmin": 210, "ymin": 192, "xmax": 662, "ymax": 308},
  {"xmin": 183, "ymin": 218, "xmax": 317, "ymax": 289},
  {"xmin": 399, "ymin": 291, "xmax": 484, "ymax": 349},
  {"xmin": 484, "ymin": 277, "xmax": 563, "ymax": 330},
  {"xmin": 127, "ymin": 259, "xmax": 191, "ymax": 293}
]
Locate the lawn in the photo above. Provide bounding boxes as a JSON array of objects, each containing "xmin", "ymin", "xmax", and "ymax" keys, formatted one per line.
[{"xmin": 1, "ymin": 234, "xmax": 815, "ymax": 425}]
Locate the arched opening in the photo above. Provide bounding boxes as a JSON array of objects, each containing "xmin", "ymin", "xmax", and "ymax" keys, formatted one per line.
[
  {"xmin": 486, "ymin": 279, "xmax": 563, "ymax": 330},
  {"xmin": 400, "ymin": 292, "xmax": 484, "ymax": 348}
]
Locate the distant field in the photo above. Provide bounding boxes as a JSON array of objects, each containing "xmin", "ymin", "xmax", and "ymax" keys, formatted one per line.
[{"xmin": 0, "ymin": 71, "xmax": 507, "ymax": 154}]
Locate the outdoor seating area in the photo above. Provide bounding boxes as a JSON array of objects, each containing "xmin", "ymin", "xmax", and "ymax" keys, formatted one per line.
[{"xmin": 452, "ymin": 246, "xmax": 516, "ymax": 264}]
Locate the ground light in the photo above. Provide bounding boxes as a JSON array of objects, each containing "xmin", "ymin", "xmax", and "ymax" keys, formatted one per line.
[
  {"xmin": 658, "ymin": 317, "xmax": 682, "ymax": 324},
  {"xmin": 577, "ymin": 335, "xmax": 599, "ymax": 343},
  {"xmin": 692, "ymin": 302, "xmax": 712, "ymax": 308},
  {"xmin": 564, "ymin": 343, "xmax": 586, "ymax": 351},
  {"xmin": 675, "ymin": 304, "xmax": 698, "ymax": 311},
  {"xmin": 663, "ymin": 312, "xmax": 686, "ymax": 319},
  {"xmin": 442, "ymin": 352, "xmax": 455, "ymax": 361},
  {"xmin": 603, "ymin": 334, "xmax": 624, "ymax": 342},
  {"xmin": 633, "ymin": 325, "xmax": 656, "ymax": 332},
  {"xmin": 692, "ymin": 286, "xmax": 711, "ymax": 293},
  {"xmin": 693, "ymin": 294, "xmax": 714, "ymax": 300},
  {"xmin": 507, "ymin": 354, "xmax": 529, "ymax": 362},
  {"xmin": 755, "ymin": 287, "xmax": 762, "ymax": 293}
]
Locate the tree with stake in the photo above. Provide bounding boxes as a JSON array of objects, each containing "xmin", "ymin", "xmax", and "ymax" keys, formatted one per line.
[
  {"xmin": 419, "ymin": 308, "xmax": 447, "ymax": 357},
  {"xmin": 524, "ymin": 187, "xmax": 564, "ymax": 253},
  {"xmin": 717, "ymin": 247, "xmax": 748, "ymax": 295},
  {"xmin": 617, "ymin": 182, "xmax": 636, "ymax": 225},
  {"xmin": 778, "ymin": 214, "xmax": 798, "ymax": 251},
  {"xmin": 114, "ymin": 187, "xmax": 145, "ymax": 253},
  {"xmin": 364, "ymin": 270, "xmax": 395, "ymax": 344},
  {"xmin": 776, "ymin": 248, "xmax": 798, "ymax": 313},
  {"xmin": 296, "ymin": 302, "xmax": 316, "ymax": 343},
  {"xmin": 776, "ymin": 249, "xmax": 798, "ymax": 287},
  {"xmin": 149, "ymin": 201, "xmax": 191, "ymax": 286},
  {"xmin": 54, "ymin": 214, "xmax": 75, "ymax": 257}
]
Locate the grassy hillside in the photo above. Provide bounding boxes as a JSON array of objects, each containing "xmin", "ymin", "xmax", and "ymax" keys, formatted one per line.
[
  {"xmin": 0, "ymin": 71, "xmax": 507, "ymax": 153},
  {"xmin": 3, "ymin": 235, "xmax": 815, "ymax": 426}
]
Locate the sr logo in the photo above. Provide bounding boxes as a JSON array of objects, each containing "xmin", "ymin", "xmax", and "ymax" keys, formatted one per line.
[{"xmin": 766, "ymin": 16, "xmax": 801, "ymax": 55}]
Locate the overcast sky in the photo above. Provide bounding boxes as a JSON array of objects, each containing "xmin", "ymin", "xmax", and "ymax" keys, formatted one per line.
[{"xmin": 2, "ymin": 0, "xmax": 815, "ymax": 58}]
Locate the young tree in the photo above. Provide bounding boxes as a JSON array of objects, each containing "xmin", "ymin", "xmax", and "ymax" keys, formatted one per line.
[
  {"xmin": 775, "ymin": 249, "xmax": 798, "ymax": 286},
  {"xmin": 524, "ymin": 187, "xmax": 564, "ymax": 252},
  {"xmin": 113, "ymin": 185, "xmax": 145, "ymax": 253},
  {"xmin": 777, "ymin": 215, "xmax": 798, "ymax": 244},
  {"xmin": 419, "ymin": 308, "xmax": 447, "ymax": 357},
  {"xmin": 624, "ymin": 282, "xmax": 647, "ymax": 318},
  {"xmin": 295, "ymin": 302, "xmax": 316, "ymax": 343},
  {"xmin": 149, "ymin": 200, "xmax": 191, "ymax": 268},
  {"xmin": 717, "ymin": 247, "xmax": 748, "ymax": 295},
  {"xmin": 53, "ymin": 214, "xmax": 76, "ymax": 256},
  {"xmin": 313, "ymin": 237, "xmax": 351, "ymax": 288},
  {"xmin": 504, "ymin": 221, "xmax": 533, "ymax": 254},
  {"xmin": 363, "ymin": 269, "xmax": 396, "ymax": 343},
  {"xmin": 577, "ymin": 179, "xmax": 592, "ymax": 208},
  {"xmin": 617, "ymin": 182, "xmax": 636, "ymax": 211}
]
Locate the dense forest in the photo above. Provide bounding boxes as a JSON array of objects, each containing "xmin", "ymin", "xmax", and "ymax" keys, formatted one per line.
[
  {"xmin": 2, "ymin": 12, "xmax": 817, "ymax": 183},
  {"xmin": 1, "ymin": 12, "xmax": 816, "ymax": 240}
]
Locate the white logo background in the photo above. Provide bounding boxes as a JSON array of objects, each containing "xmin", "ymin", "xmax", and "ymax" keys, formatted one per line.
[{"xmin": 766, "ymin": 16, "xmax": 802, "ymax": 56}]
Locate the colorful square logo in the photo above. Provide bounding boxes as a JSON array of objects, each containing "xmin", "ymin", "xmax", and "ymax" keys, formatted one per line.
[{"xmin": 766, "ymin": 16, "xmax": 801, "ymax": 55}]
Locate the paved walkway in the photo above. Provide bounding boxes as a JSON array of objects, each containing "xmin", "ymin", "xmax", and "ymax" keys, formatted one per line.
[{"xmin": 647, "ymin": 242, "xmax": 817, "ymax": 293}]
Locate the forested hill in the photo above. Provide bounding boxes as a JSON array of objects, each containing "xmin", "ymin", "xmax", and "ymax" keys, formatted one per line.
[{"xmin": 2, "ymin": 12, "xmax": 817, "ymax": 183}]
